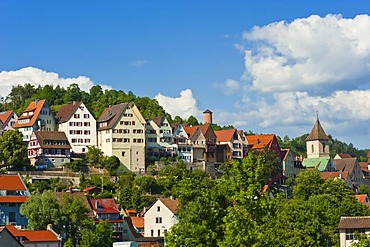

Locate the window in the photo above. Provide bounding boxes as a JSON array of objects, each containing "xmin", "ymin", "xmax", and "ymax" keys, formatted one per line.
[
  {"xmin": 311, "ymin": 144, "xmax": 314, "ymax": 153},
  {"xmin": 157, "ymin": 206, "xmax": 160, "ymax": 212},
  {"xmin": 9, "ymin": 212, "xmax": 16, "ymax": 222},
  {"xmin": 158, "ymin": 229, "xmax": 161, "ymax": 236},
  {"xmin": 84, "ymin": 122, "xmax": 90, "ymax": 127},
  {"xmin": 151, "ymin": 229, "xmax": 154, "ymax": 237},
  {"xmin": 74, "ymin": 114, "xmax": 80, "ymax": 118},
  {"xmin": 122, "ymin": 151, "xmax": 125, "ymax": 157},
  {"xmin": 346, "ymin": 229, "xmax": 365, "ymax": 240},
  {"xmin": 155, "ymin": 217, "xmax": 162, "ymax": 223},
  {"xmin": 84, "ymin": 130, "xmax": 90, "ymax": 135},
  {"xmin": 84, "ymin": 114, "xmax": 90, "ymax": 118}
]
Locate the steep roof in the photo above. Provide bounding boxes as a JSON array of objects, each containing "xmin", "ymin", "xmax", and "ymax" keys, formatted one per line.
[
  {"xmin": 150, "ymin": 116, "xmax": 165, "ymax": 127},
  {"xmin": 306, "ymin": 118, "xmax": 329, "ymax": 141},
  {"xmin": 183, "ymin": 125, "xmax": 199, "ymax": 139},
  {"xmin": 0, "ymin": 174, "xmax": 27, "ymax": 190},
  {"xmin": 13, "ymin": 99, "xmax": 46, "ymax": 128},
  {"xmin": 333, "ymin": 158, "xmax": 358, "ymax": 174},
  {"xmin": 302, "ymin": 157, "xmax": 330, "ymax": 171},
  {"xmin": 198, "ymin": 123, "xmax": 212, "ymax": 136},
  {"xmin": 215, "ymin": 129, "xmax": 237, "ymax": 143},
  {"xmin": 33, "ymin": 131, "xmax": 71, "ymax": 149},
  {"xmin": 55, "ymin": 102, "xmax": 82, "ymax": 124},
  {"xmin": 5, "ymin": 225, "xmax": 60, "ymax": 242},
  {"xmin": 159, "ymin": 198, "xmax": 179, "ymax": 214},
  {"xmin": 89, "ymin": 198, "xmax": 120, "ymax": 214},
  {"xmin": 130, "ymin": 216, "xmax": 144, "ymax": 229},
  {"xmin": 355, "ymin": 194, "xmax": 369, "ymax": 204},
  {"xmin": 97, "ymin": 102, "xmax": 131, "ymax": 131},
  {"xmin": 338, "ymin": 216, "xmax": 370, "ymax": 229},
  {"xmin": 203, "ymin": 109, "xmax": 212, "ymax": 114},
  {"xmin": 337, "ymin": 153, "xmax": 352, "ymax": 159},
  {"xmin": 0, "ymin": 110, "xmax": 14, "ymax": 124},
  {"xmin": 246, "ymin": 134, "xmax": 275, "ymax": 150},
  {"xmin": 321, "ymin": 171, "xmax": 349, "ymax": 181}
]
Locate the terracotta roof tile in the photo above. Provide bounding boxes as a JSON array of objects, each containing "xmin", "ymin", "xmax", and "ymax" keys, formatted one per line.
[
  {"xmin": 55, "ymin": 102, "xmax": 81, "ymax": 124},
  {"xmin": 337, "ymin": 153, "xmax": 352, "ymax": 158},
  {"xmin": 13, "ymin": 99, "xmax": 46, "ymax": 128},
  {"xmin": 215, "ymin": 129, "xmax": 237, "ymax": 143},
  {"xmin": 355, "ymin": 194, "xmax": 368, "ymax": 203},
  {"xmin": 321, "ymin": 171, "xmax": 349, "ymax": 181},
  {"xmin": 306, "ymin": 118, "xmax": 329, "ymax": 141},
  {"xmin": 183, "ymin": 125, "xmax": 199, "ymax": 139},
  {"xmin": 246, "ymin": 134, "xmax": 275, "ymax": 150},
  {"xmin": 0, "ymin": 196, "xmax": 28, "ymax": 203},
  {"xmin": 159, "ymin": 198, "xmax": 179, "ymax": 214},
  {"xmin": 338, "ymin": 216, "xmax": 370, "ymax": 229},
  {"xmin": 0, "ymin": 175, "xmax": 26, "ymax": 190},
  {"xmin": 6, "ymin": 225, "xmax": 59, "ymax": 242},
  {"xmin": 0, "ymin": 111, "xmax": 14, "ymax": 124},
  {"xmin": 130, "ymin": 216, "xmax": 144, "ymax": 228}
]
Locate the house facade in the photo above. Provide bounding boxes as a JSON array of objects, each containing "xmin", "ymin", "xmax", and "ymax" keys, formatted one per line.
[
  {"xmin": 334, "ymin": 158, "xmax": 365, "ymax": 186},
  {"xmin": 184, "ymin": 126, "xmax": 206, "ymax": 162},
  {"xmin": 0, "ymin": 174, "xmax": 30, "ymax": 228},
  {"xmin": 0, "ymin": 110, "xmax": 17, "ymax": 132},
  {"xmin": 215, "ymin": 129, "xmax": 243, "ymax": 162},
  {"xmin": 97, "ymin": 102, "xmax": 146, "ymax": 172},
  {"xmin": 281, "ymin": 149, "xmax": 300, "ymax": 178},
  {"xmin": 338, "ymin": 216, "xmax": 370, "ymax": 247},
  {"xmin": 171, "ymin": 123, "xmax": 193, "ymax": 163},
  {"xmin": 13, "ymin": 99, "xmax": 56, "ymax": 141},
  {"xmin": 144, "ymin": 198, "xmax": 179, "ymax": 237},
  {"xmin": 146, "ymin": 116, "xmax": 175, "ymax": 160},
  {"xmin": 27, "ymin": 131, "xmax": 71, "ymax": 167},
  {"xmin": 55, "ymin": 102, "xmax": 97, "ymax": 154}
]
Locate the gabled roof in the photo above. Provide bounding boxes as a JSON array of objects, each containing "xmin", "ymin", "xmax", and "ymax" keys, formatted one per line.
[
  {"xmin": 150, "ymin": 116, "xmax": 165, "ymax": 127},
  {"xmin": 89, "ymin": 198, "xmax": 120, "ymax": 214},
  {"xmin": 159, "ymin": 198, "xmax": 179, "ymax": 214},
  {"xmin": 55, "ymin": 102, "xmax": 82, "ymax": 124},
  {"xmin": 130, "ymin": 216, "xmax": 144, "ymax": 229},
  {"xmin": 198, "ymin": 123, "xmax": 213, "ymax": 136},
  {"xmin": 338, "ymin": 216, "xmax": 370, "ymax": 229},
  {"xmin": 306, "ymin": 118, "xmax": 329, "ymax": 141},
  {"xmin": 0, "ymin": 174, "xmax": 27, "ymax": 190},
  {"xmin": 360, "ymin": 162, "xmax": 370, "ymax": 173},
  {"xmin": 355, "ymin": 194, "xmax": 369, "ymax": 204},
  {"xmin": 0, "ymin": 110, "xmax": 14, "ymax": 124},
  {"xmin": 321, "ymin": 171, "xmax": 349, "ymax": 181},
  {"xmin": 302, "ymin": 157, "xmax": 330, "ymax": 171},
  {"xmin": 183, "ymin": 125, "xmax": 200, "ymax": 139},
  {"xmin": 33, "ymin": 131, "xmax": 71, "ymax": 149},
  {"xmin": 333, "ymin": 158, "xmax": 358, "ymax": 174},
  {"xmin": 337, "ymin": 153, "xmax": 352, "ymax": 159},
  {"xmin": 0, "ymin": 226, "xmax": 24, "ymax": 247},
  {"xmin": 215, "ymin": 129, "xmax": 237, "ymax": 143},
  {"xmin": 13, "ymin": 99, "xmax": 46, "ymax": 128},
  {"xmin": 281, "ymin": 149, "xmax": 291, "ymax": 161},
  {"xmin": 246, "ymin": 134, "xmax": 276, "ymax": 150},
  {"xmin": 97, "ymin": 102, "xmax": 132, "ymax": 131},
  {"xmin": 5, "ymin": 225, "xmax": 60, "ymax": 242}
]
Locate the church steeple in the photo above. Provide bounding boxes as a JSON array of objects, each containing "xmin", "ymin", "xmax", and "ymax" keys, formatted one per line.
[{"xmin": 306, "ymin": 117, "xmax": 330, "ymax": 158}]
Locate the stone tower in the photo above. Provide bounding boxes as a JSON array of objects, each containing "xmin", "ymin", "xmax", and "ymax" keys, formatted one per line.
[
  {"xmin": 203, "ymin": 109, "xmax": 212, "ymax": 124},
  {"xmin": 306, "ymin": 117, "xmax": 330, "ymax": 158}
]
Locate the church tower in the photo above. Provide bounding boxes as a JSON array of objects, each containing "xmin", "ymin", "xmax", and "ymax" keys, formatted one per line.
[{"xmin": 306, "ymin": 117, "xmax": 330, "ymax": 158}]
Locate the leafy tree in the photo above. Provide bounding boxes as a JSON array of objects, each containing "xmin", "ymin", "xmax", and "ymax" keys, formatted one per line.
[
  {"xmin": 85, "ymin": 146, "xmax": 105, "ymax": 168},
  {"xmin": 20, "ymin": 191, "xmax": 61, "ymax": 230},
  {"xmin": 0, "ymin": 129, "xmax": 29, "ymax": 169},
  {"xmin": 64, "ymin": 159, "xmax": 86, "ymax": 172},
  {"xmin": 293, "ymin": 169, "xmax": 324, "ymax": 200},
  {"xmin": 187, "ymin": 115, "xmax": 199, "ymax": 126},
  {"xmin": 103, "ymin": 156, "xmax": 121, "ymax": 174},
  {"xmin": 80, "ymin": 221, "xmax": 113, "ymax": 247}
]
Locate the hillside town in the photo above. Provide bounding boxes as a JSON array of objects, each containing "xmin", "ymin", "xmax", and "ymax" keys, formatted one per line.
[{"xmin": 0, "ymin": 94, "xmax": 369, "ymax": 247}]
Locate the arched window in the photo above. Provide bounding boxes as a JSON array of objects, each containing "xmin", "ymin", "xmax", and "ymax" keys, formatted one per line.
[
  {"xmin": 311, "ymin": 144, "xmax": 314, "ymax": 153},
  {"xmin": 323, "ymin": 143, "xmax": 326, "ymax": 153}
]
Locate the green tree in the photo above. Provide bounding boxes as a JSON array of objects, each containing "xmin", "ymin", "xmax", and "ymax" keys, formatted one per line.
[
  {"xmin": 80, "ymin": 221, "xmax": 113, "ymax": 247},
  {"xmin": 103, "ymin": 156, "xmax": 121, "ymax": 174},
  {"xmin": 20, "ymin": 191, "xmax": 61, "ymax": 230},
  {"xmin": 293, "ymin": 169, "xmax": 324, "ymax": 200},
  {"xmin": 85, "ymin": 146, "xmax": 105, "ymax": 168},
  {"xmin": 187, "ymin": 115, "xmax": 199, "ymax": 126},
  {"xmin": 0, "ymin": 129, "xmax": 29, "ymax": 169}
]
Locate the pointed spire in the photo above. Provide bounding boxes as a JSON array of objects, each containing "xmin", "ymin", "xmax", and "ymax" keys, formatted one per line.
[{"xmin": 306, "ymin": 118, "xmax": 329, "ymax": 141}]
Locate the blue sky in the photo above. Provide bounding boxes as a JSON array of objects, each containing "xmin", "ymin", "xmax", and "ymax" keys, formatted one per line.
[{"xmin": 1, "ymin": 1, "xmax": 370, "ymax": 148}]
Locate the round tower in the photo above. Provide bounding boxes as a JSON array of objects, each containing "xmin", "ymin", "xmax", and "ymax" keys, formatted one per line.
[{"xmin": 203, "ymin": 109, "xmax": 212, "ymax": 124}]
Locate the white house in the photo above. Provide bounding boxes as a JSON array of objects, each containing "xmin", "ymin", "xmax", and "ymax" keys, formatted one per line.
[
  {"xmin": 55, "ymin": 102, "xmax": 97, "ymax": 154},
  {"xmin": 144, "ymin": 198, "xmax": 179, "ymax": 237},
  {"xmin": 13, "ymin": 99, "xmax": 56, "ymax": 141},
  {"xmin": 338, "ymin": 216, "xmax": 370, "ymax": 247},
  {"xmin": 0, "ymin": 110, "xmax": 17, "ymax": 132}
]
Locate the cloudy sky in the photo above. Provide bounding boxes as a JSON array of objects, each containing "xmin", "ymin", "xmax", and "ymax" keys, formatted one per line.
[{"xmin": 1, "ymin": 1, "xmax": 370, "ymax": 148}]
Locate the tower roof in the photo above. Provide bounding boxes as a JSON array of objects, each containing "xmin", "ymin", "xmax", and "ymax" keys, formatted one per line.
[{"xmin": 306, "ymin": 118, "xmax": 329, "ymax": 141}]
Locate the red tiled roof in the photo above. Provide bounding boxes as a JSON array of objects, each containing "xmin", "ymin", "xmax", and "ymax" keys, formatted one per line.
[
  {"xmin": 89, "ymin": 198, "xmax": 120, "ymax": 214},
  {"xmin": 0, "ymin": 111, "xmax": 14, "ymax": 124},
  {"xmin": 215, "ymin": 129, "xmax": 237, "ymax": 143},
  {"xmin": 159, "ymin": 198, "xmax": 179, "ymax": 214},
  {"xmin": 321, "ymin": 171, "xmax": 349, "ymax": 181},
  {"xmin": 360, "ymin": 162, "xmax": 370, "ymax": 172},
  {"xmin": 246, "ymin": 134, "xmax": 275, "ymax": 150},
  {"xmin": 0, "ymin": 175, "xmax": 26, "ymax": 190},
  {"xmin": 6, "ymin": 225, "xmax": 60, "ymax": 242},
  {"xmin": 55, "ymin": 102, "xmax": 81, "ymax": 124},
  {"xmin": 198, "ymin": 123, "xmax": 212, "ymax": 136},
  {"xmin": 82, "ymin": 186, "xmax": 98, "ymax": 192},
  {"xmin": 337, "ymin": 153, "xmax": 352, "ymax": 158},
  {"xmin": 130, "ymin": 216, "xmax": 144, "ymax": 229},
  {"xmin": 0, "ymin": 196, "xmax": 28, "ymax": 203},
  {"xmin": 183, "ymin": 125, "xmax": 199, "ymax": 139},
  {"xmin": 356, "ymin": 194, "xmax": 368, "ymax": 203},
  {"xmin": 13, "ymin": 99, "xmax": 46, "ymax": 128}
]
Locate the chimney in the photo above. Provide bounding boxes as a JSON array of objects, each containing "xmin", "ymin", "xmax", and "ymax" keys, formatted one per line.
[{"xmin": 203, "ymin": 109, "xmax": 212, "ymax": 124}]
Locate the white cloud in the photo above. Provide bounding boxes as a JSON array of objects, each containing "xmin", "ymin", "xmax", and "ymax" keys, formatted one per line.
[
  {"xmin": 0, "ymin": 67, "xmax": 111, "ymax": 97},
  {"xmin": 128, "ymin": 60, "xmax": 151, "ymax": 68},
  {"xmin": 241, "ymin": 14, "xmax": 370, "ymax": 93},
  {"xmin": 213, "ymin": 79, "xmax": 241, "ymax": 95},
  {"xmin": 155, "ymin": 89, "xmax": 202, "ymax": 119}
]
